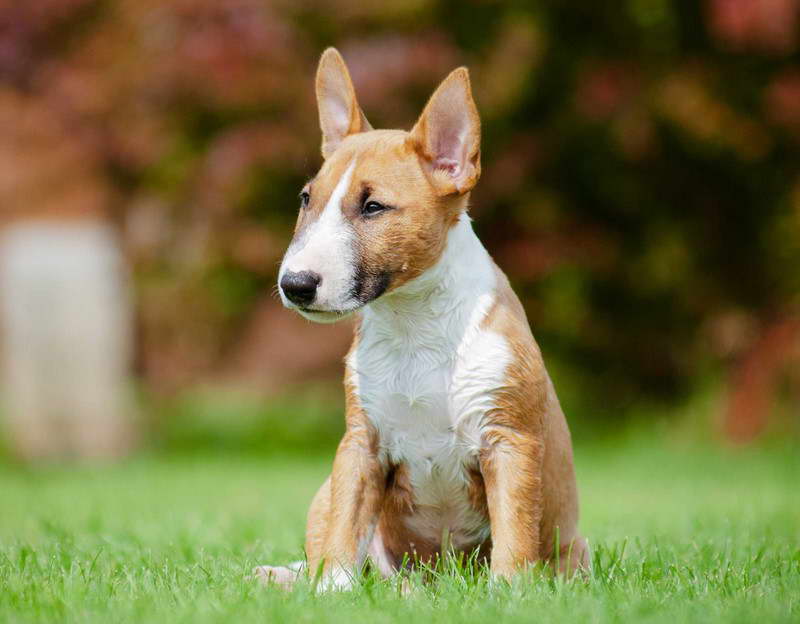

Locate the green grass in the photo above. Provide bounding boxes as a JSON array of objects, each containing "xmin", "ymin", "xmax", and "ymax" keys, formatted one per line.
[{"xmin": 0, "ymin": 433, "xmax": 798, "ymax": 623}]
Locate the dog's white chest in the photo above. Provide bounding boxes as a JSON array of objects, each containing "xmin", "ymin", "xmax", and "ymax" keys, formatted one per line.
[{"xmin": 349, "ymin": 286, "xmax": 512, "ymax": 548}]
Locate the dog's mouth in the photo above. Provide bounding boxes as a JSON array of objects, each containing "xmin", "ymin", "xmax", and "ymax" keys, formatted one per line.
[
  {"xmin": 298, "ymin": 305, "xmax": 351, "ymax": 315},
  {"xmin": 279, "ymin": 269, "xmax": 394, "ymax": 324},
  {"xmin": 350, "ymin": 269, "xmax": 392, "ymax": 306},
  {"xmin": 295, "ymin": 305, "xmax": 358, "ymax": 324}
]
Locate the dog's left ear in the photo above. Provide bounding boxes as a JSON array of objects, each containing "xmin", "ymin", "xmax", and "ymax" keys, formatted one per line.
[
  {"xmin": 408, "ymin": 67, "xmax": 481, "ymax": 196},
  {"xmin": 316, "ymin": 48, "xmax": 372, "ymax": 159}
]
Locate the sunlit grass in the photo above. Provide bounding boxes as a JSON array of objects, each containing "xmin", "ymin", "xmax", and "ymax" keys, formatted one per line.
[{"xmin": 0, "ymin": 434, "xmax": 798, "ymax": 623}]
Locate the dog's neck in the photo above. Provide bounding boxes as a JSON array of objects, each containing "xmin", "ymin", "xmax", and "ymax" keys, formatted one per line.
[{"xmin": 360, "ymin": 211, "xmax": 497, "ymax": 351}]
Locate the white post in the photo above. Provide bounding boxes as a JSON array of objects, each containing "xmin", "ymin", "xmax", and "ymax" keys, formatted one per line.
[{"xmin": 0, "ymin": 220, "xmax": 135, "ymax": 461}]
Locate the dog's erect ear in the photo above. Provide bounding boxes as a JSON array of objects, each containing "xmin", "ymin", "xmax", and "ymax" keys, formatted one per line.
[
  {"xmin": 316, "ymin": 48, "xmax": 372, "ymax": 159},
  {"xmin": 408, "ymin": 67, "xmax": 481, "ymax": 196}
]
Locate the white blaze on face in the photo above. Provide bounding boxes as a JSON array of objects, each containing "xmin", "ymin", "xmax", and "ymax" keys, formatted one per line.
[{"xmin": 279, "ymin": 159, "xmax": 357, "ymax": 319}]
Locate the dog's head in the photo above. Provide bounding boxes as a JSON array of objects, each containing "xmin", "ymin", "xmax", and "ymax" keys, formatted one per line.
[{"xmin": 277, "ymin": 48, "xmax": 481, "ymax": 323}]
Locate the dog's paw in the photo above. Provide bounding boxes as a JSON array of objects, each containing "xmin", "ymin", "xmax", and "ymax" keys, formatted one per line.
[
  {"xmin": 252, "ymin": 565, "xmax": 298, "ymax": 590},
  {"xmin": 314, "ymin": 566, "xmax": 355, "ymax": 593}
]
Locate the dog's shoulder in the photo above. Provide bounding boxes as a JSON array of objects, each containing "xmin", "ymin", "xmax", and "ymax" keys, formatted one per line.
[
  {"xmin": 481, "ymin": 263, "xmax": 541, "ymax": 358},
  {"xmin": 481, "ymin": 263, "xmax": 552, "ymax": 431}
]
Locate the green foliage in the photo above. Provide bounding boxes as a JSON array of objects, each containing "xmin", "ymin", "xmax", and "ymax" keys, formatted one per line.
[
  {"xmin": 5, "ymin": 1, "xmax": 800, "ymax": 410},
  {"xmin": 155, "ymin": 387, "xmax": 345, "ymax": 455}
]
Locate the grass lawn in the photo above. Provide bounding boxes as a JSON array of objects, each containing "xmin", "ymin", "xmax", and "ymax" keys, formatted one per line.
[{"xmin": 0, "ymin": 432, "xmax": 798, "ymax": 623}]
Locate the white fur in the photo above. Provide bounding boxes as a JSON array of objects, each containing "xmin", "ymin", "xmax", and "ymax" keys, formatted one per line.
[
  {"xmin": 316, "ymin": 565, "xmax": 355, "ymax": 592},
  {"xmin": 278, "ymin": 159, "xmax": 357, "ymax": 321},
  {"xmin": 348, "ymin": 213, "xmax": 512, "ymax": 553}
]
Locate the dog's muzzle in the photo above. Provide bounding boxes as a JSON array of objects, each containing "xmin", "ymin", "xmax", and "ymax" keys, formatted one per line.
[{"xmin": 280, "ymin": 270, "xmax": 321, "ymax": 307}]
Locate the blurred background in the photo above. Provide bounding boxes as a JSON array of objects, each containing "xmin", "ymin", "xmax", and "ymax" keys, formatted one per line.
[{"xmin": 1, "ymin": 0, "xmax": 799, "ymax": 461}]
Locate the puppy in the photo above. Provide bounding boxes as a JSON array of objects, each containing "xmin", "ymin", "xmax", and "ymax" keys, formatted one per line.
[{"xmin": 256, "ymin": 48, "xmax": 588, "ymax": 590}]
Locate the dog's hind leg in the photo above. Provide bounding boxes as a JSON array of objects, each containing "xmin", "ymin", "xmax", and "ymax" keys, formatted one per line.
[{"xmin": 553, "ymin": 535, "xmax": 591, "ymax": 577}]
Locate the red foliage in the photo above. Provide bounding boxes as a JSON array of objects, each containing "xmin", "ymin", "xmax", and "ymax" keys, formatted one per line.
[
  {"xmin": 1, "ymin": 1, "xmax": 799, "ymax": 436},
  {"xmin": 708, "ymin": 0, "xmax": 799, "ymax": 53}
]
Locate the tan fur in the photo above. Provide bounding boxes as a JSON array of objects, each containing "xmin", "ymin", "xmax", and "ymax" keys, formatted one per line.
[
  {"xmin": 297, "ymin": 131, "xmax": 463, "ymax": 298},
  {"xmin": 268, "ymin": 48, "xmax": 587, "ymax": 586},
  {"xmin": 301, "ymin": 271, "xmax": 588, "ymax": 580},
  {"xmin": 480, "ymin": 267, "xmax": 589, "ymax": 575},
  {"xmin": 408, "ymin": 67, "xmax": 482, "ymax": 195},
  {"xmin": 316, "ymin": 48, "xmax": 372, "ymax": 159},
  {"xmin": 306, "ymin": 356, "xmax": 386, "ymax": 574}
]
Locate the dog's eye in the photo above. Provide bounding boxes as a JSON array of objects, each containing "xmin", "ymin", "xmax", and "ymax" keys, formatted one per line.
[
  {"xmin": 362, "ymin": 200, "xmax": 388, "ymax": 217},
  {"xmin": 299, "ymin": 191, "xmax": 310, "ymax": 209}
]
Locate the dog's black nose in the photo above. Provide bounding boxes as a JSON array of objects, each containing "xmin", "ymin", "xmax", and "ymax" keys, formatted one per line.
[{"xmin": 280, "ymin": 270, "xmax": 321, "ymax": 306}]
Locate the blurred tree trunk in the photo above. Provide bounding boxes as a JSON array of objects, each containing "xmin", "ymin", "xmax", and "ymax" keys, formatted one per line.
[
  {"xmin": 0, "ymin": 91, "xmax": 136, "ymax": 462},
  {"xmin": 724, "ymin": 315, "xmax": 800, "ymax": 444}
]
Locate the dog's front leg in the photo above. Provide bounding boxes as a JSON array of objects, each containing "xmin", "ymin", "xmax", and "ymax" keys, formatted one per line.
[
  {"xmin": 315, "ymin": 424, "xmax": 385, "ymax": 591},
  {"xmin": 480, "ymin": 428, "xmax": 543, "ymax": 580}
]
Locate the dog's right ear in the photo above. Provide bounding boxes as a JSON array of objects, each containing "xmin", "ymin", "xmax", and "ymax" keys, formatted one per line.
[
  {"xmin": 408, "ymin": 67, "xmax": 481, "ymax": 196},
  {"xmin": 316, "ymin": 48, "xmax": 372, "ymax": 159}
]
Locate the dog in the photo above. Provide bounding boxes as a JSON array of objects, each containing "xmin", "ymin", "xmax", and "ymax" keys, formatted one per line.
[{"xmin": 255, "ymin": 48, "xmax": 589, "ymax": 590}]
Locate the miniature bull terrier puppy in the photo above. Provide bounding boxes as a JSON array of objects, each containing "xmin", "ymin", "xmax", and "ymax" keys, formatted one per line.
[{"xmin": 255, "ymin": 48, "xmax": 589, "ymax": 590}]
